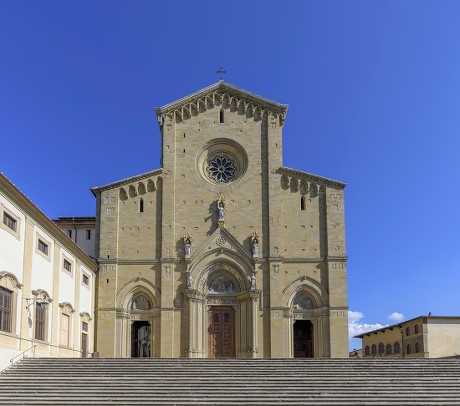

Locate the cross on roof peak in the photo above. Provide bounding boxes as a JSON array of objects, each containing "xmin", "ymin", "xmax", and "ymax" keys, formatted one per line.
[{"xmin": 216, "ymin": 66, "xmax": 226, "ymax": 81}]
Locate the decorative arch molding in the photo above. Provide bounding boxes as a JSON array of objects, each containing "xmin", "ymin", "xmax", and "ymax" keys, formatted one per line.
[
  {"xmin": 59, "ymin": 302, "xmax": 75, "ymax": 313},
  {"xmin": 190, "ymin": 247, "xmax": 253, "ymax": 279},
  {"xmin": 194, "ymin": 260, "xmax": 249, "ymax": 294},
  {"xmin": 0, "ymin": 271, "xmax": 23, "ymax": 288},
  {"xmin": 31, "ymin": 289, "xmax": 53, "ymax": 302},
  {"xmin": 116, "ymin": 277, "xmax": 160, "ymax": 309},
  {"xmin": 283, "ymin": 276, "xmax": 329, "ymax": 308},
  {"xmin": 79, "ymin": 311, "xmax": 92, "ymax": 321},
  {"xmin": 156, "ymin": 82, "xmax": 287, "ymax": 127}
]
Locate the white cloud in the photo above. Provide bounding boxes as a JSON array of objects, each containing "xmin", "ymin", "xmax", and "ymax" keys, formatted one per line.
[
  {"xmin": 388, "ymin": 312, "xmax": 405, "ymax": 322},
  {"xmin": 348, "ymin": 310, "xmax": 387, "ymax": 339}
]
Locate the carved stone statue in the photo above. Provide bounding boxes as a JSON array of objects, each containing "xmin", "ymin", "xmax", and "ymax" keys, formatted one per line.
[
  {"xmin": 183, "ymin": 233, "xmax": 192, "ymax": 259},
  {"xmin": 252, "ymin": 240, "xmax": 258, "ymax": 257},
  {"xmin": 186, "ymin": 272, "xmax": 192, "ymax": 289},
  {"xmin": 251, "ymin": 231, "xmax": 259, "ymax": 258},
  {"xmin": 185, "ymin": 239, "xmax": 191, "ymax": 258},
  {"xmin": 217, "ymin": 194, "xmax": 226, "ymax": 223},
  {"xmin": 250, "ymin": 272, "xmax": 256, "ymax": 290},
  {"xmin": 218, "ymin": 202, "xmax": 225, "ymax": 221}
]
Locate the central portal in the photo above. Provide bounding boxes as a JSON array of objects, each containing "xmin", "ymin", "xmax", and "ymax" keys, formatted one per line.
[{"xmin": 208, "ymin": 306, "xmax": 235, "ymax": 358}]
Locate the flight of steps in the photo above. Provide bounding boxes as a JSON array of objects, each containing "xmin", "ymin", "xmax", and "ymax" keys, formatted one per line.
[{"xmin": 1, "ymin": 357, "xmax": 460, "ymax": 405}]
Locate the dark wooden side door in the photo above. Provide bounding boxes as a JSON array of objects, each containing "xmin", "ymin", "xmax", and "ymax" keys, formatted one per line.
[
  {"xmin": 293, "ymin": 320, "xmax": 314, "ymax": 358},
  {"xmin": 81, "ymin": 333, "xmax": 88, "ymax": 358},
  {"xmin": 208, "ymin": 306, "xmax": 235, "ymax": 358}
]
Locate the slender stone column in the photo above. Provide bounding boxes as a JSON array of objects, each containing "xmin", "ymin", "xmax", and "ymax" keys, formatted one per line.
[
  {"xmin": 249, "ymin": 290, "xmax": 260, "ymax": 358},
  {"xmin": 184, "ymin": 289, "xmax": 204, "ymax": 358}
]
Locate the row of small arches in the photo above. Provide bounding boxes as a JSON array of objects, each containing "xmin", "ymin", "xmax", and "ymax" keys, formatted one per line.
[
  {"xmin": 119, "ymin": 179, "xmax": 157, "ymax": 201},
  {"xmin": 281, "ymin": 175, "xmax": 324, "ymax": 198},
  {"xmin": 162, "ymin": 91, "xmax": 282, "ymax": 123},
  {"xmin": 364, "ymin": 342, "xmax": 421, "ymax": 356}
]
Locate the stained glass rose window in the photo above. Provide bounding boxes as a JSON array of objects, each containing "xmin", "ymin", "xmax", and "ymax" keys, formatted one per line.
[{"xmin": 206, "ymin": 155, "xmax": 237, "ymax": 183}]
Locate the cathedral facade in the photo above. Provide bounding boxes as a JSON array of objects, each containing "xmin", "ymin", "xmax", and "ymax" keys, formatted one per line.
[{"xmin": 92, "ymin": 82, "xmax": 349, "ymax": 358}]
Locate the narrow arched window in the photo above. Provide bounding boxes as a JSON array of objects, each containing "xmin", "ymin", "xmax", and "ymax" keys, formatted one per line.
[
  {"xmin": 378, "ymin": 343, "xmax": 385, "ymax": 354},
  {"xmin": 415, "ymin": 342, "xmax": 420, "ymax": 353},
  {"xmin": 371, "ymin": 344, "xmax": 377, "ymax": 355},
  {"xmin": 406, "ymin": 326, "xmax": 410, "ymax": 336},
  {"xmin": 386, "ymin": 344, "xmax": 392, "ymax": 355},
  {"xmin": 139, "ymin": 198, "xmax": 144, "ymax": 213},
  {"xmin": 394, "ymin": 342, "xmax": 401, "ymax": 354},
  {"xmin": 300, "ymin": 197, "xmax": 305, "ymax": 211},
  {"xmin": 406, "ymin": 344, "xmax": 411, "ymax": 354},
  {"xmin": 364, "ymin": 346, "xmax": 370, "ymax": 356},
  {"xmin": 220, "ymin": 110, "xmax": 224, "ymax": 123},
  {"xmin": 414, "ymin": 325, "xmax": 419, "ymax": 334}
]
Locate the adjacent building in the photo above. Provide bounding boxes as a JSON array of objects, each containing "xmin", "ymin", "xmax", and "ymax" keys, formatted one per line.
[
  {"xmin": 92, "ymin": 81, "xmax": 349, "ymax": 358},
  {"xmin": 0, "ymin": 173, "xmax": 97, "ymax": 370},
  {"xmin": 53, "ymin": 217, "xmax": 96, "ymax": 258},
  {"xmin": 355, "ymin": 315, "xmax": 460, "ymax": 358}
]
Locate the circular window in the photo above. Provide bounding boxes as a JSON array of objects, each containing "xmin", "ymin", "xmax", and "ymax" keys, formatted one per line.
[
  {"xmin": 197, "ymin": 139, "xmax": 248, "ymax": 185},
  {"xmin": 206, "ymin": 155, "xmax": 237, "ymax": 183}
]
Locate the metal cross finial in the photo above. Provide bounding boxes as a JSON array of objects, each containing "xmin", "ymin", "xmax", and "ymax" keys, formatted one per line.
[{"xmin": 216, "ymin": 66, "xmax": 226, "ymax": 81}]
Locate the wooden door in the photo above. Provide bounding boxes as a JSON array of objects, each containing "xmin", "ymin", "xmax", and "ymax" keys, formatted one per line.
[
  {"xmin": 208, "ymin": 306, "xmax": 235, "ymax": 358},
  {"xmin": 293, "ymin": 320, "xmax": 314, "ymax": 358},
  {"xmin": 81, "ymin": 333, "xmax": 88, "ymax": 358}
]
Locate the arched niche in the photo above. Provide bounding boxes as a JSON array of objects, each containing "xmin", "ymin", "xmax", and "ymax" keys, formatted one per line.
[
  {"xmin": 119, "ymin": 188, "xmax": 128, "ymax": 201},
  {"xmin": 147, "ymin": 179, "xmax": 155, "ymax": 192},
  {"xmin": 310, "ymin": 182, "xmax": 318, "ymax": 198},
  {"xmin": 299, "ymin": 181, "xmax": 308, "ymax": 195},
  {"xmin": 283, "ymin": 276, "xmax": 328, "ymax": 308},
  {"xmin": 290, "ymin": 178, "xmax": 298, "ymax": 193},
  {"xmin": 131, "ymin": 293, "xmax": 152, "ymax": 310},
  {"xmin": 280, "ymin": 176, "xmax": 289, "ymax": 190},
  {"xmin": 138, "ymin": 182, "xmax": 146, "ymax": 196},
  {"xmin": 129, "ymin": 185, "xmax": 137, "ymax": 198}
]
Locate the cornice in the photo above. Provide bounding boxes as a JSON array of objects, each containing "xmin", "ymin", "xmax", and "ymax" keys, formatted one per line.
[
  {"xmin": 278, "ymin": 167, "xmax": 346, "ymax": 190},
  {"xmin": 96, "ymin": 259, "xmax": 161, "ymax": 265},
  {"xmin": 156, "ymin": 81, "xmax": 288, "ymax": 127},
  {"xmin": 326, "ymin": 256, "xmax": 348, "ymax": 262},
  {"xmin": 282, "ymin": 257, "xmax": 324, "ymax": 264},
  {"xmin": 91, "ymin": 168, "xmax": 163, "ymax": 195}
]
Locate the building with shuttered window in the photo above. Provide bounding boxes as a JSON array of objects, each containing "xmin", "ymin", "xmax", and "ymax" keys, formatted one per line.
[{"xmin": 0, "ymin": 173, "xmax": 97, "ymax": 370}]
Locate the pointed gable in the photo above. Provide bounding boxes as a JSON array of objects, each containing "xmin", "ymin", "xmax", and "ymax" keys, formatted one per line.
[{"xmin": 156, "ymin": 81, "xmax": 288, "ymax": 127}]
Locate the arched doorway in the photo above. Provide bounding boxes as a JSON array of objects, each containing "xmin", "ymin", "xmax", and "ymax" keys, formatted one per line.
[
  {"xmin": 131, "ymin": 321, "xmax": 151, "ymax": 358},
  {"xmin": 293, "ymin": 320, "xmax": 313, "ymax": 358},
  {"xmin": 128, "ymin": 292, "xmax": 154, "ymax": 358},
  {"xmin": 185, "ymin": 261, "xmax": 259, "ymax": 358}
]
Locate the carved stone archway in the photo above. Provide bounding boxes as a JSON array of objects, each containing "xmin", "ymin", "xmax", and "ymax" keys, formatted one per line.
[
  {"xmin": 115, "ymin": 280, "xmax": 160, "ymax": 358},
  {"xmin": 284, "ymin": 286, "xmax": 330, "ymax": 358},
  {"xmin": 184, "ymin": 261, "xmax": 259, "ymax": 358}
]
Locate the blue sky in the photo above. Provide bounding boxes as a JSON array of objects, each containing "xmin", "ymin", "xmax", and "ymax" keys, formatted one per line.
[{"xmin": 1, "ymin": 1, "xmax": 460, "ymax": 351}]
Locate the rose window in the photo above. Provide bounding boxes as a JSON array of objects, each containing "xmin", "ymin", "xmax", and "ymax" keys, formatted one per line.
[{"xmin": 206, "ymin": 155, "xmax": 237, "ymax": 183}]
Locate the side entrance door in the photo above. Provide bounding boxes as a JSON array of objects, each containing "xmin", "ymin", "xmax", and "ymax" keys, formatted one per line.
[
  {"xmin": 293, "ymin": 320, "xmax": 314, "ymax": 358},
  {"xmin": 208, "ymin": 306, "xmax": 235, "ymax": 358},
  {"xmin": 131, "ymin": 321, "xmax": 151, "ymax": 358}
]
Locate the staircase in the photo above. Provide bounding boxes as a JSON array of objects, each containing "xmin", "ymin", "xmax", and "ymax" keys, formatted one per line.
[{"xmin": 1, "ymin": 357, "xmax": 460, "ymax": 405}]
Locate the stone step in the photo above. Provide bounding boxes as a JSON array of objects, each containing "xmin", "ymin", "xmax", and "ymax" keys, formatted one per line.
[{"xmin": 1, "ymin": 358, "xmax": 459, "ymax": 405}]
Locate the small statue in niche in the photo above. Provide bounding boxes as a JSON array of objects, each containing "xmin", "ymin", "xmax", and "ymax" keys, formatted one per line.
[
  {"xmin": 186, "ymin": 272, "xmax": 192, "ymax": 289},
  {"xmin": 250, "ymin": 272, "xmax": 256, "ymax": 290},
  {"xmin": 251, "ymin": 231, "xmax": 259, "ymax": 258},
  {"xmin": 217, "ymin": 194, "xmax": 226, "ymax": 224},
  {"xmin": 183, "ymin": 233, "xmax": 192, "ymax": 259},
  {"xmin": 252, "ymin": 240, "xmax": 258, "ymax": 257}
]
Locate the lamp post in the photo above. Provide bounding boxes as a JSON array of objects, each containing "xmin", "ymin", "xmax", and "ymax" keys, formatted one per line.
[{"xmin": 399, "ymin": 325, "xmax": 405, "ymax": 359}]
